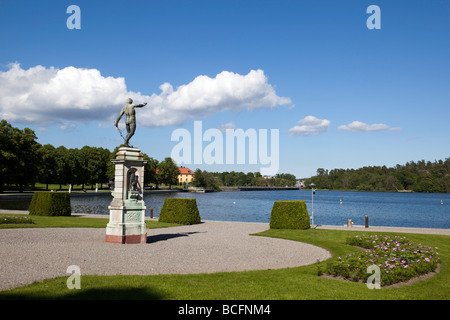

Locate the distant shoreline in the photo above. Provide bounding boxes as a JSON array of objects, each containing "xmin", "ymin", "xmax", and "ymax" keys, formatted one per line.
[
  {"xmin": 0, "ymin": 188, "xmax": 184, "ymax": 199},
  {"xmin": 2, "ymin": 187, "xmax": 450, "ymax": 200}
]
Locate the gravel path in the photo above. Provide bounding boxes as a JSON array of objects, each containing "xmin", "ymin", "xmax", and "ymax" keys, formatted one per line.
[{"xmin": 0, "ymin": 221, "xmax": 331, "ymax": 291}]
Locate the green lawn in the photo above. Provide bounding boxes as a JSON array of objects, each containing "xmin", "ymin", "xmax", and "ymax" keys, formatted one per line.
[
  {"xmin": 0, "ymin": 213, "xmax": 179, "ymax": 229},
  {"xmin": 0, "ymin": 214, "xmax": 448, "ymax": 300}
]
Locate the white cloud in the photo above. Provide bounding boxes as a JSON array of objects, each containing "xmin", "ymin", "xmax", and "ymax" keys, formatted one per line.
[
  {"xmin": 289, "ymin": 115, "xmax": 330, "ymax": 136},
  {"xmin": 140, "ymin": 69, "xmax": 292, "ymax": 127},
  {"xmin": 338, "ymin": 121, "xmax": 401, "ymax": 133},
  {"xmin": 0, "ymin": 63, "xmax": 130, "ymax": 126},
  {"xmin": 0, "ymin": 63, "xmax": 291, "ymax": 128}
]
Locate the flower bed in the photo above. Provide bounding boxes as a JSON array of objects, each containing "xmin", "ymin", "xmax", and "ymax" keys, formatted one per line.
[
  {"xmin": 323, "ymin": 234, "xmax": 440, "ymax": 286},
  {"xmin": 0, "ymin": 215, "xmax": 34, "ymax": 225}
]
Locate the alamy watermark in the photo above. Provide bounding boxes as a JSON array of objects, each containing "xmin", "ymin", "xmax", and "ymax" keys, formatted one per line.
[
  {"xmin": 66, "ymin": 265, "xmax": 81, "ymax": 289},
  {"xmin": 367, "ymin": 5, "xmax": 381, "ymax": 30},
  {"xmin": 171, "ymin": 121, "xmax": 279, "ymax": 176},
  {"xmin": 366, "ymin": 264, "xmax": 381, "ymax": 289},
  {"xmin": 66, "ymin": 5, "xmax": 81, "ymax": 30},
  {"xmin": 65, "ymin": 5, "xmax": 380, "ymax": 31}
]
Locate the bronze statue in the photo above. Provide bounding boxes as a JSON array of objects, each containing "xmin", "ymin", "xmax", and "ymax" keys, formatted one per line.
[{"xmin": 115, "ymin": 98, "xmax": 147, "ymax": 147}]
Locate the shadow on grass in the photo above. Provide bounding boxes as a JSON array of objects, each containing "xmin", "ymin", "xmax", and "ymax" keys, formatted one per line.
[{"xmin": 0, "ymin": 287, "xmax": 166, "ymax": 300}]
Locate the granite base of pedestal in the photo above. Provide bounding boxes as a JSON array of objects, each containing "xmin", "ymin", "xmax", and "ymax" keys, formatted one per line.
[
  {"xmin": 105, "ymin": 221, "xmax": 147, "ymax": 244},
  {"xmin": 105, "ymin": 233, "xmax": 147, "ymax": 244},
  {"xmin": 106, "ymin": 199, "xmax": 147, "ymax": 244}
]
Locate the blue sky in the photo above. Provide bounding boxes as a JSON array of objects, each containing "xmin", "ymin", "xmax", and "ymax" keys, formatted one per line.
[{"xmin": 1, "ymin": 0, "xmax": 449, "ymax": 178}]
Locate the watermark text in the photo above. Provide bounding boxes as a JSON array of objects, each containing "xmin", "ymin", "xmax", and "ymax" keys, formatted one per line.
[
  {"xmin": 366, "ymin": 264, "xmax": 381, "ymax": 289},
  {"xmin": 67, "ymin": 5, "xmax": 81, "ymax": 30},
  {"xmin": 171, "ymin": 121, "xmax": 279, "ymax": 175},
  {"xmin": 66, "ymin": 265, "xmax": 81, "ymax": 289}
]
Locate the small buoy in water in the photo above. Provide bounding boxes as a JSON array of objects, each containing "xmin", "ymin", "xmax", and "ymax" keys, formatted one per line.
[
  {"xmin": 233, "ymin": 201, "xmax": 236, "ymax": 205},
  {"xmin": 340, "ymin": 199, "xmax": 342, "ymax": 204}
]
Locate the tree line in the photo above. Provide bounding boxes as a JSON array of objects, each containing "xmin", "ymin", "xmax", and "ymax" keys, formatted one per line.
[
  {"xmin": 0, "ymin": 120, "xmax": 180, "ymax": 192},
  {"xmin": 191, "ymin": 169, "xmax": 297, "ymax": 191},
  {"xmin": 5, "ymin": 120, "xmax": 446, "ymax": 193},
  {"xmin": 0, "ymin": 119, "xmax": 297, "ymax": 192},
  {"xmin": 304, "ymin": 158, "xmax": 450, "ymax": 193}
]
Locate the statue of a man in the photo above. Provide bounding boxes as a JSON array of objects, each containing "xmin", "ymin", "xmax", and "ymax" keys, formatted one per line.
[{"xmin": 115, "ymin": 98, "xmax": 147, "ymax": 147}]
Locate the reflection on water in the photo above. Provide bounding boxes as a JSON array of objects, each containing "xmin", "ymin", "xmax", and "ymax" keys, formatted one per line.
[
  {"xmin": 1, "ymin": 190, "xmax": 449, "ymax": 229},
  {"xmin": 0, "ymin": 198, "xmax": 31, "ymax": 210}
]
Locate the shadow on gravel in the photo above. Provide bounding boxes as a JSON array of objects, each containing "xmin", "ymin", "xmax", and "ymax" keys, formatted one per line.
[{"xmin": 147, "ymin": 231, "xmax": 202, "ymax": 243}]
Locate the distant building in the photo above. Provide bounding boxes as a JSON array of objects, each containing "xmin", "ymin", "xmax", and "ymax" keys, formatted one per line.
[
  {"xmin": 296, "ymin": 179, "xmax": 305, "ymax": 189},
  {"xmin": 178, "ymin": 166, "xmax": 195, "ymax": 184}
]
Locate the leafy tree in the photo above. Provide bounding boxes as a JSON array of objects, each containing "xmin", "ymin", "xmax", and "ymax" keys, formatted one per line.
[
  {"xmin": 37, "ymin": 144, "xmax": 57, "ymax": 190},
  {"xmin": 192, "ymin": 169, "xmax": 220, "ymax": 191},
  {"xmin": 79, "ymin": 146, "xmax": 110, "ymax": 189},
  {"xmin": 157, "ymin": 157, "xmax": 179, "ymax": 189},
  {"xmin": 254, "ymin": 172, "xmax": 267, "ymax": 186},
  {"xmin": 304, "ymin": 157, "xmax": 450, "ymax": 193},
  {"xmin": 273, "ymin": 173, "xmax": 297, "ymax": 187},
  {"xmin": 106, "ymin": 146, "xmax": 120, "ymax": 180},
  {"xmin": 0, "ymin": 120, "xmax": 41, "ymax": 192},
  {"xmin": 53, "ymin": 146, "xmax": 75, "ymax": 189},
  {"xmin": 143, "ymin": 154, "xmax": 159, "ymax": 186},
  {"xmin": 0, "ymin": 120, "xmax": 16, "ymax": 191},
  {"xmin": 224, "ymin": 171, "xmax": 238, "ymax": 186}
]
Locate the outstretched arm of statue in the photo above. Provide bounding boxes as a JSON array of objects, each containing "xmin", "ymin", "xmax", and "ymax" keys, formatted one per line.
[{"xmin": 135, "ymin": 102, "xmax": 147, "ymax": 108}]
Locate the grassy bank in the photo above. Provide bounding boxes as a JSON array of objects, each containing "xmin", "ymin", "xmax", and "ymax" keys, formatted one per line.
[
  {"xmin": 0, "ymin": 213, "xmax": 178, "ymax": 229},
  {"xmin": 0, "ymin": 215, "xmax": 448, "ymax": 300}
]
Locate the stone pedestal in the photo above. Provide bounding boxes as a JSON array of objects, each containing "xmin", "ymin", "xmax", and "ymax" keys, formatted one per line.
[{"xmin": 106, "ymin": 147, "xmax": 147, "ymax": 244}]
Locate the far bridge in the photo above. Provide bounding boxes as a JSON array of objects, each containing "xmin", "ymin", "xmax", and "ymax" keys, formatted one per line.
[{"xmin": 238, "ymin": 186, "xmax": 300, "ymax": 191}]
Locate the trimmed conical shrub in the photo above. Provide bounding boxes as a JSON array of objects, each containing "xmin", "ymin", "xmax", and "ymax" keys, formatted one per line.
[
  {"xmin": 269, "ymin": 200, "xmax": 310, "ymax": 229},
  {"xmin": 29, "ymin": 192, "xmax": 71, "ymax": 216},
  {"xmin": 159, "ymin": 198, "xmax": 201, "ymax": 225}
]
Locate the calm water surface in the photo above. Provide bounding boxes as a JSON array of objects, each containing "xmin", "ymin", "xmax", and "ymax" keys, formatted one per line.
[{"xmin": 1, "ymin": 190, "xmax": 449, "ymax": 229}]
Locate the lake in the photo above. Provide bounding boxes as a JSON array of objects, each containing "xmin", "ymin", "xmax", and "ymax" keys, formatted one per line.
[{"xmin": 1, "ymin": 190, "xmax": 449, "ymax": 229}]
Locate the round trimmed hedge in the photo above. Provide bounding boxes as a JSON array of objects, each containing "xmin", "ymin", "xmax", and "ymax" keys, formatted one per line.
[{"xmin": 269, "ymin": 200, "xmax": 310, "ymax": 229}]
